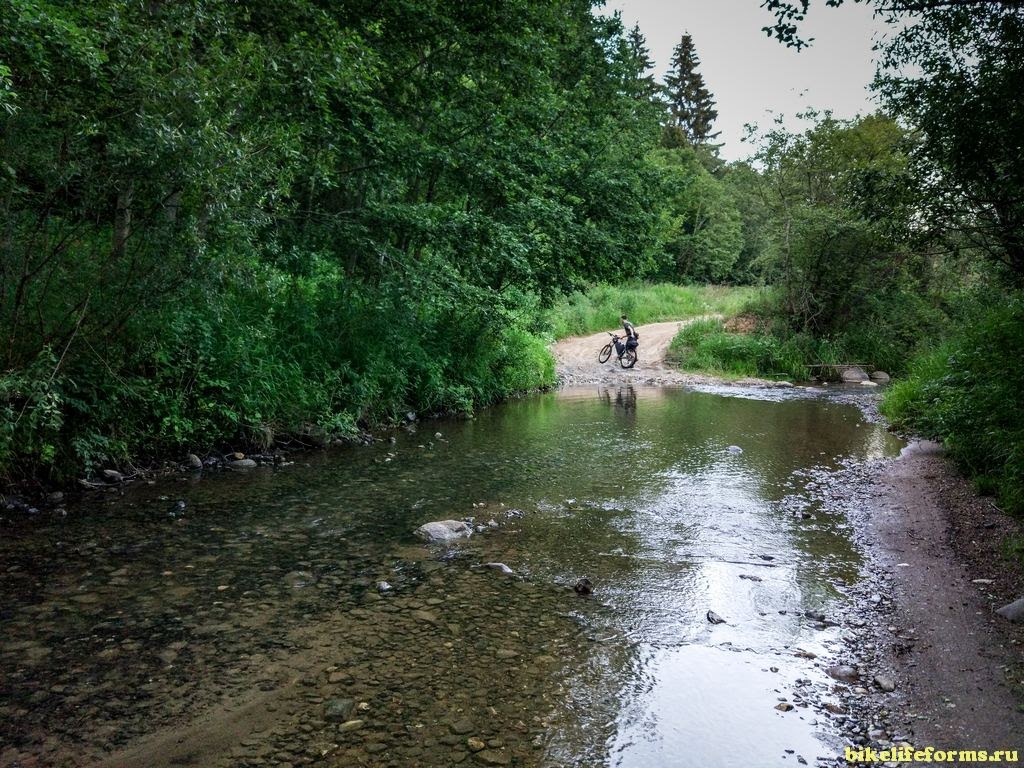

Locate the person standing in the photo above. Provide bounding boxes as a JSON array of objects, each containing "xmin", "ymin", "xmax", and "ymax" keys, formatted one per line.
[
  {"xmin": 615, "ymin": 314, "xmax": 639, "ymax": 356},
  {"xmin": 621, "ymin": 315, "xmax": 638, "ymax": 350}
]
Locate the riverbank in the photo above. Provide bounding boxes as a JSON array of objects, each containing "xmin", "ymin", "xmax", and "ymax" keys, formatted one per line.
[
  {"xmin": 2, "ymin": 346, "xmax": 1021, "ymax": 766},
  {"xmin": 868, "ymin": 443, "xmax": 1024, "ymax": 749}
]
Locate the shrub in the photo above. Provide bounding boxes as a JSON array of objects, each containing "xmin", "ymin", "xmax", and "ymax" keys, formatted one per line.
[{"xmin": 882, "ymin": 294, "xmax": 1024, "ymax": 513}]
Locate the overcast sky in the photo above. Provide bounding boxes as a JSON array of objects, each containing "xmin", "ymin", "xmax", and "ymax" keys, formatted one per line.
[{"xmin": 604, "ymin": 0, "xmax": 892, "ymax": 160}]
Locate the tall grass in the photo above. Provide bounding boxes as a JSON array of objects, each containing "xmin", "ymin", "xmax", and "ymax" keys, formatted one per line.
[
  {"xmin": 882, "ymin": 294, "xmax": 1024, "ymax": 514},
  {"xmin": 666, "ymin": 318, "xmax": 809, "ymax": 380},
  {"xmin": 547, "ymin": 283, "xmax": 768, "ymax": 338}
]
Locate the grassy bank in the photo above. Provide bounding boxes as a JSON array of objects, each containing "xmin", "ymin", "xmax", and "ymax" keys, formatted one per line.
[
  {"xmin": 882, "ymin": 293, "xmax": 1024, "ymax": 515},
  {"xmin": 547, "ymin": 283, "xmax": 767, "ymax": 338},
  {"xmin": 0, "ymin": 271, "xmax": 557, "ymax": 486},
  {"xmin": 666, "ymin": 317, "xmax": 809, "ymax": 380}
]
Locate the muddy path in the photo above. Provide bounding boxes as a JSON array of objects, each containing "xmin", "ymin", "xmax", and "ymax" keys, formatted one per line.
[{"xmin": 868, "ymin": 443, "xmax": 1024, "ymax": 748}]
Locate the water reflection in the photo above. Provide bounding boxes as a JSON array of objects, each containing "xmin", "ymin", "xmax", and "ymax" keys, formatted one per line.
[{"xmin": 0, "ymin": 385, "xmax": 902, "ymax": 767}]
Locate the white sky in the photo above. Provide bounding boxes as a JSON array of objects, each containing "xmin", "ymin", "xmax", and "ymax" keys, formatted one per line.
[{"xmin": 604, "ymin": 0, "xmax": 892, "ymax": 160}]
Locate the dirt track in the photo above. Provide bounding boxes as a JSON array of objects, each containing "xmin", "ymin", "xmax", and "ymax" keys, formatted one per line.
[
  {"xmin": 870, "ymin": 444, "xmax": 1024, "ymax": 749},
  {"xmin": 550, "ymin": 317, "xmax": 787, "ymax": 388}
]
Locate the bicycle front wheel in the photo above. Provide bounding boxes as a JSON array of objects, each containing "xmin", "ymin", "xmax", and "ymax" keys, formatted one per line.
[
  {"xmin": 598, "ymin": 343, "xmax": 613, "ymax": 364},
  {"xmin": 620, "ymin": 348, "xmax": 638, "ymax": 369}
]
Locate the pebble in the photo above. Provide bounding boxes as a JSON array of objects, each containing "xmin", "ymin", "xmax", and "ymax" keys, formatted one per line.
[
  {"xmin": 475, "ymin": 750, "xmax": 512, "ymax": 766},
  {"xmin": 873, "ymin": 675, "xmax": 896, "ymax": 693}
]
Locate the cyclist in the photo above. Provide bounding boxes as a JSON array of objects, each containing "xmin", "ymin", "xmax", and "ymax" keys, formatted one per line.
[{"xmin": 615, "ymin": 314, "xmax": 639, "ymax": 357}]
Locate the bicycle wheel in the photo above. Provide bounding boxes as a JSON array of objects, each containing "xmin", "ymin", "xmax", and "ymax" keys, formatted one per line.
[
  {"xmin": 620, "ymin": 348, "xmax": 638, "ymax": 369},
  {"xmin": 598, "ymin": 343, "xmax": 613, "ymax": 364}
]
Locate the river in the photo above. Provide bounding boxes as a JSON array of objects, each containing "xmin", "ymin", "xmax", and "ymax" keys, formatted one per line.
[{"xmin": 0, "ymin": 384, "xmax": 903, "ymax": 768}]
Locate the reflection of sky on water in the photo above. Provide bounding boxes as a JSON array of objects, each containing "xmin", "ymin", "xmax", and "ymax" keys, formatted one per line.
[
  {"xmin": 532, "ymin": 385, "xmax": 902, "ymax": 766},
  {"xmin": 0, "ymin": 383, "xmax": 902, "ymax": 768}
]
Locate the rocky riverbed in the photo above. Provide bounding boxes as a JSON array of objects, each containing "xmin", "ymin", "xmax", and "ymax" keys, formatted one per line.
[{"xmin": 1, "ymin": 384, "xmax": 1021, "ymax": 767}]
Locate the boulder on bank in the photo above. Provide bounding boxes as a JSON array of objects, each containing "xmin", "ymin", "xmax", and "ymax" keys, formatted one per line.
[
  {"xmin": 870, "ymin": 370, "xmax": 891, "ymax": 383},
  {"xmin": 840, "ymin": 366, "xmax": 869, "ymax": 383},
  {"xmin": 414, "ymin": 519, "xmax": 472, "ymax": 542}
]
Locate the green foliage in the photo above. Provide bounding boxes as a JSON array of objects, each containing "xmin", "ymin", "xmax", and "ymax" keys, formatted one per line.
[
  {"xmin": 1, "ymin": 0, "xmax": 658, "ymax": 482},
  {"xmin": 666, "ymin": 318, "xmax": 809, "ymax": 380},
  {"xmin": 0, "ymin": 350, "xmax": 65, "ymax": 475},
  {"xmin": 882, "ymin": 294, "xmax": 1024, "ymax": 513},
  {"xmin": 651, "ymin": 147, "xmax": 744, "ymax": 283},
  {"xmin": 547, "ymin": 283, "xmax": 765, "ymax": 338}
]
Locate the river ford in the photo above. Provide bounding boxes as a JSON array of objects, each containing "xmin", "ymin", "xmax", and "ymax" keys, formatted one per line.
[{"xmin": 1, "ymin": 384, "xmax": 914, "ymax": 767}]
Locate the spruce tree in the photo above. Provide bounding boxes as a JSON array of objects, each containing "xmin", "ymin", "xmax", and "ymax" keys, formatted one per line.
[
  {"xmin": 625, "ymin": 23, "xmax": 662, "ymax": 104},
  {"xmin": 663, "ymin": 33, "xmax": 720, "ymax": 146}
]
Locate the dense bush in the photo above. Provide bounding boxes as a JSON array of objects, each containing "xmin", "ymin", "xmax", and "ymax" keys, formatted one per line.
[
  {"xmin": 882, "ymin": 294, "xmax": 1024, "ymax": 513},
  {"xmin": 0, "ymin": 266, "xmax": 558, "ymax": 482}
]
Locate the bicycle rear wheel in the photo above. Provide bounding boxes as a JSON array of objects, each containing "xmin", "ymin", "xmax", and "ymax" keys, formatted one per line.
[
  {"xmin": 598, "ymin": 343, "xmax": 613, "ymax": 364},
  {"xmin": 620, "ymin": 348, "xmax": 638, "ymax": 369}
]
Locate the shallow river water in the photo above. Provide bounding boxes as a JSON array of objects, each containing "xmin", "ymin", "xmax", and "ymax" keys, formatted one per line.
[{"xmin": 0, "ymin": 384, "xmax": 903, "ymax": 768}]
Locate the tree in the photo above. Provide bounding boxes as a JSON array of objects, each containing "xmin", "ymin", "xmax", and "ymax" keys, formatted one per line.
[
  {"xmin": 749, "ymin": 113, "xmax": 927, "ymax": 336},
  {"xmin": 662, "ymin": 33, "xmax": 720, "ymax": 146},
  {"xmin": 759, "ymin": 0, "xmax": 1024, "ymax": 282},
  {"xmin": 652, "ymin": 147, "xmax": 742, "ymax": 282},
  {"xmin": 623, "ymin": 23, "xmax": 663, "ymax": 105}
]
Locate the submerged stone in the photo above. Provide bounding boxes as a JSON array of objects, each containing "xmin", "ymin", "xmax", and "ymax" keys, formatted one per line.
[{"xmin": 415, "ymin": 520, "xmax": 472, "ymax": 542}]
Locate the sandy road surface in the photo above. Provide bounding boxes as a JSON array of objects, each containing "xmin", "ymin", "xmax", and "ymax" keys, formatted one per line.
[
  {"xmin": 550, "ymin": 317, "xmax": 786, "ymax": 388},
  {"xmin": 551, "ymin": 319, "xmax": 712, "ymax": 387}
]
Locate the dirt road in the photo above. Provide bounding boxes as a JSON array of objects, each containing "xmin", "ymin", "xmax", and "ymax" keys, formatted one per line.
[
  {"xmin": 551, "ymin": 318, "xmax": 702, "ymax": 387},
  {"xmin": 550, "ymin": 317, "xmax": 788, "ymax": 388}
]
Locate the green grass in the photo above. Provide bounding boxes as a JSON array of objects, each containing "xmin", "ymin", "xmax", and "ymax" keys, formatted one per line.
[
  {"xmin": 666, "ymin": 318, "xmax": 809, "ymax": 380},
  {"xmin": 881, "ymin": 294, "xmax": 1024, "ymax": 514},
  {"xmin": 546, "ymin": 282, "xmax": 768, "ymax": 338}
]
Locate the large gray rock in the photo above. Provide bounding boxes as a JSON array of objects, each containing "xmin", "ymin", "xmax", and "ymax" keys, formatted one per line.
[
  {"xmin": 840, "ymin": 366, "xmax": 869, "ymax": 383},
  {"xmin": 414, "ymin": 519, "xmax": 472, "ymax": 542},
  {"xmin": 870, "ymin": 370, "xmax": 891, "ymax": 383},
  {"xmin": 996, "ymin": 596, "xmax": 1024, "ymax": 622},
  {"xmin": 826, "ymin": 664, "xmax": 860, "ymax": 683}
]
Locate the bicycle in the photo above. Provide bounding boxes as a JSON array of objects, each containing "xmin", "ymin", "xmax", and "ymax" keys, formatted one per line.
[{"xmin": 598, "ymin": 332, "xmax": 638, "ymax": 369}]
